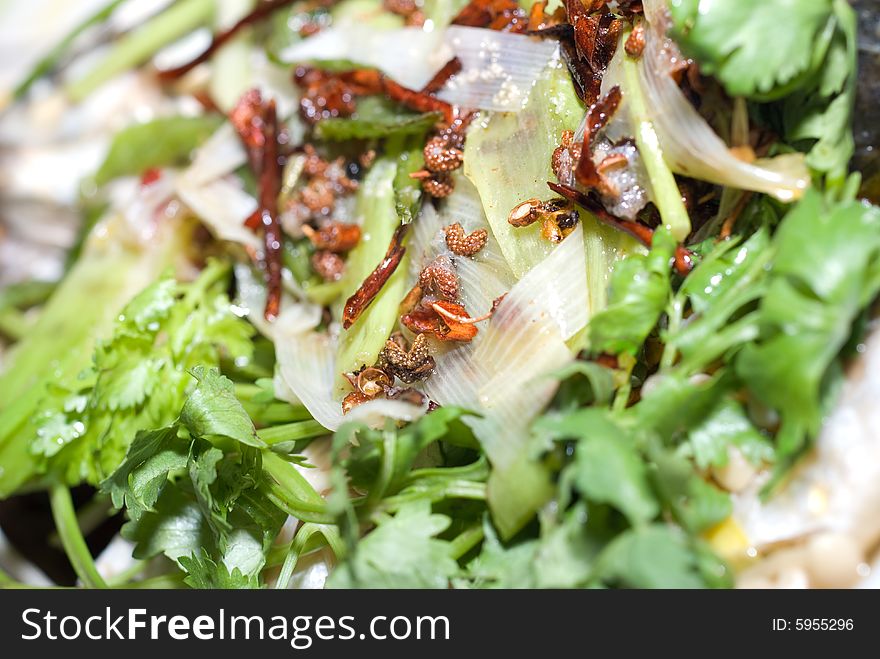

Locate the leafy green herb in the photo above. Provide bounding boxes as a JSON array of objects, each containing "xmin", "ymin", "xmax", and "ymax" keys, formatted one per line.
[
  {"xmin": 669, "ymin": 0, "xmax": 836, "ymax": 99},
  {"xmin": 316, "ymin": 100, "xmax": 441, "ymax": 141},
  {"xmin": 594, "ymin": 524, "xmax": 706, "ymax": 589},
  {"xmin": 736, "ymin": 189, "xmax": 880, "ymax": 461},
  {"xmin": 32, "ymin": 261, "xmax": 254, "ymax": 485},
  {"xmin": 588, "ymin": 228, "xmax": 674, "ymax": 355},
  {"xmin": 103, "ymin": 368, "xmax": 296, "ymax": 586},
  {"xmin": 327, "ymin": 503, "xmax": 458, "ymax": 588},
  {"xmin": 95, "ymin": 115, "xmax": 223, "ymax": 185}
]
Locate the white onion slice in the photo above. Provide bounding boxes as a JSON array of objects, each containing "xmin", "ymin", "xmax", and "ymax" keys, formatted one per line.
[
  {"xmin": 279, "ymin": 24, "xmax": 559, "ymax": 112},
  {"xmin": 274, "ymin": 305, "xmax": 346, "ymax": 431},
  {"xmin": 176, "ymin": 177, "xmax": 260, "ymax": 249},
  {"xmin": 438, "ymin": 26, "xmax": 560, "ymax": 112},
  {"xmin": 279, "ymin": 23, "xmax": 452, "ymax": 90},
  {"xmin": 174, "ymin": 123, "xmax": 260, "ymax": 249},
  {"xmin": 180, "ymin": 123, "xmax": 247, "ymax": 186}
]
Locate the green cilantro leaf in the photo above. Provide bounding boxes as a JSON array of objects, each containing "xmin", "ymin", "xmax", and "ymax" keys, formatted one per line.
[
  {"xmin": 589, "ymin": 229, "xmax": 674, "ymax": 355},
  {"xmin": 538, "ymin": 409, "xmax": 658, "ymax": 525},
  {"xmin": 94, "ymin": 115, "xmax": 223, "ymax": 186},
  {"xmin": 736, "ymin": 190, "xmax": 880, "ymax": 458},
  {"xmin": 686, "ymin": 398, "xmax": 774, "ymax": 470},
  {"xmin": 101, "ymin": 426, "xmax": 189, "ymax": 521},
  {"xmin": 178, "ymin": 554, "xmax": 260, "ymax": 589},
  {"xmin": 669, "ymin": 0, "xmax": 835, "ymax": 98},
  {"xmin": 594, "ymin": 524, "xmax": 705, "ymax": 589},
  {"xmin": 327, "ymin": 503, "xmax": 458, "ymax": 589},
  {"xmin": 180, "ymin": 367, "xmax": 265, "ymax": 448},
  {"xmin": 33, "ymin": 262, "xmax": 255, "ymax": 485}
]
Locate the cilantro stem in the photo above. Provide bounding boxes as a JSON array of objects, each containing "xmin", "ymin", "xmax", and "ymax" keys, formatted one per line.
[
  {"xmin": 105, "ymin": 559, "xmax": 150, "ymax": 587},
  {"xmin": 273, "ymin": 523, "xmax": 343, "ymax": 589},
  {"xmin": 120, "ymin": 573, "xmax": 186, "ymax": 589},
  {"xmin": 242, "ymin": 400, "xmax": 313, "ymax": 425},
  {"xmin": 621, "ymin": 26, "xmax": 691, "ymax": 241},
  {"xmin": 48, "ymin": 483, "xmax": 108, "ymax": 589},
  {"xmin": 448, "ymin": 525, "xmax": 485, "ymax": 561},
  {"xmin": 262, "ymin": 451, "xmax": 332, "ymax": 523},
  {"xmin": 401, "ymin": 457, "xmax": 489, "ymax": 487},
  {"xmin": 379, "ymin": 480, "xmax": 487, "ymax": 511},
  {"xmin": 660, "ymin": 296, "xmax": 684, "ymax": 370},
  {"xmin": 257, "ymin": 419, "xmax": 327, "ymax": 445},
  {"xmin": 65, "ymin": 0, "xmax": 216, "ymax": 103}
]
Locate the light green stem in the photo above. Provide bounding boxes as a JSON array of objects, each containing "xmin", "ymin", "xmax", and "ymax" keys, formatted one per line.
[
  {"xmin": 621, "ymin": 28, "xmax": 691, "ymax": 241},
  {"xmin": 448, "ymin": 525, "xmax": 484, "ymax": 560},
  {"xmin": 65, "ymin": 0, "xmax": 215, "ymax": 102},
  {"xmin": 257, "ymin": 420, "xmax": 327, "ymax": 445},
  {"xmin": 262, "ymin": 451, "xmax": 332, "ymax": 522},
  {"xmin": 48, "ymin": 483, "xmax": 108, "ymax": 589}
]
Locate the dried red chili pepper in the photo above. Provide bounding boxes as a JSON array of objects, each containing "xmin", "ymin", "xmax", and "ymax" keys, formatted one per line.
[
  {"xmin": 383, "ymin": 0, "xmax": 425, "ymax": 26},
  {"xmin": 574, "ymin": 85, "xmax": 621, "ymax": 193},
  {"xmin": 140, "ymin": 168, "xmax": 162, "ymax": 186},
  {"xmin": 381, "ymin": 76, "xmax": 456, "ymax": 124},
  {"xmin": 230, "ymin": 89, "xmax": 284, "ymax": 320},
  {"xmin": 421, "ymin": 57, "xmax": 463, "ymax": 94},
  {"xmin": 548, "ymin": 181, "xmax": 694, "ymax": 275},
  {"xmin": 452, "ymin": 0, "xmax": 528, "ymax": 32},
  {"xmin": 401, "ymin": 300, "xmax": 480, "ymax": 342},
  {"xmin": 342, "ymin": 391, "xmax": 371, "ymax": 414},
  {"xmin": 258, "ymin": 100, "xmax": 284, "ymax": 321},
  {"xmin": 230, "ymin": 89, "xmax": 267, "ymax": 170},
  {"xmin": 342, "ymin": 224, "xmax": 409, "ymax": 329},
  {"xmin": 302, "ymin": 221, "xmax": 361, "ymax": 252},
  {"xmin": 158, "ymin": 0, "xmax": 298, "ymax": 81}
]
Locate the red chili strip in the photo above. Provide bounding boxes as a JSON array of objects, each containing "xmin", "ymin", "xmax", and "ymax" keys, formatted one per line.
[
  {"xmin": 575, "ymin": 85, "xmax": 621, "ymax": 190},
  {"xmin": 158, "ymin": 0, "xmax": 297, "ymax": 80},
  {"xmin": 452, "ymin": 0, "xmax": 527, "ymax": 31},
  {"xmin": 548, "ymin": 182, "xmax": 694, "ymax": 275},
  {"xmin": 342, "ymin": 224, "xmax": 409, "ymax": 329},
  {"xmin": 230, "ymin": 89, "xmax": 284, "ymax": 319},
  {"xmin": 381, "ymin": 76, "xmax": 456, "ymax": 124},
  {"xmin": 421, "ymin": 57, "xmax": 463, "ymax": 94},
  {"xmin": 259, "ymin": 100, "xmax": 283, "ymax": 321}
]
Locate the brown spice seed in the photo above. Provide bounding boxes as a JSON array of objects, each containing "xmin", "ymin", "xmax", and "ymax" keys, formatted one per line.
[
  {"xmin": 444, "ymin": 222, "xmax": 488, "ymax": 256},
  {"xmin": 423, "ymin": 135, "xmax": 464, "ymax": 173},
  {"xmin": 419, "ymin": 258, "xmax": 459, "ymax": 301},
  {"xmin": 378, "ymin": 333, "xmax": 436, "ymax": 384},
  {"xmin": 508, "ymin": 198, "xmax": 542, "ymax": 227},
  {"xmin": 311, "ymin": 250, "xmax": 346, "ymax": 281},
  {"xmin": 356, "ymin": 367, "xmax": 393, "ymax": 397},
  {"xmin": 624, "ymin": 22, "xmax": 645, "ymax": 58},
  {"xmin": 301, "ymin": 178, "xmax": 335, "ymax": 214},
  {"xmin": 421, "ymin": 173, "xmax": 455, "ymax": 198},
  {"xmin": 596, "ymin": 152, "xmax": 629, "ymax": 173}
]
